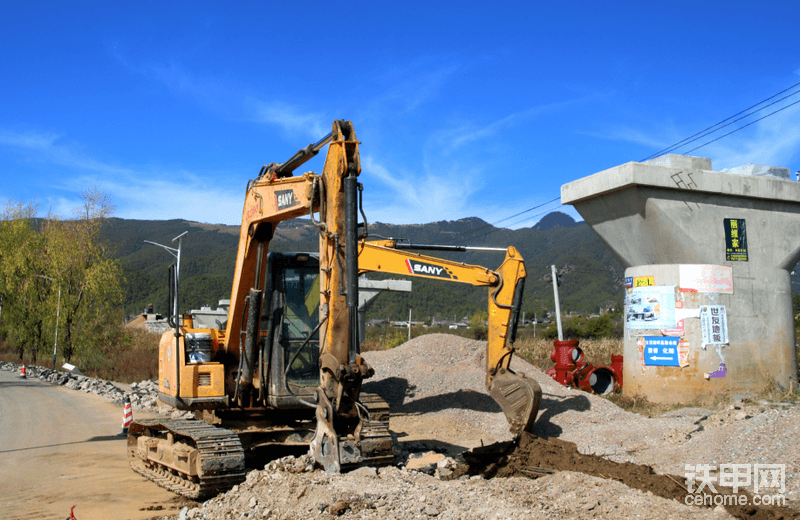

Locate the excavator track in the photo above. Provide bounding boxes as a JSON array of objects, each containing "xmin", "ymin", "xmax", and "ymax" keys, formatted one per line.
[
  {"xmin": 343, "ymin": 392, "xmax": 394, "ymax": 470},
  {"xmin": 127, "ymin": 418, "xmax": 246, "ymax": 500}
]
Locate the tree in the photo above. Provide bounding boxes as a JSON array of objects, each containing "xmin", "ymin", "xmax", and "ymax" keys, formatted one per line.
[
  {"xmin": 0, "ymin": 202, "xmax": 49, "ymax": 361},
  {"xmin": 469, "ymin": 309, "xmax": 488, "ymax": 340},
  {"xmin": 0, "ymin": 189, "xmax": 124, "ymax": 365},
  {"xmin": 42, "ymin": 188, "xmax": 123, "ymax": 363},
  {"xmin": 584, "ymin": 314, "xmax": 614, "ymax": 338}
]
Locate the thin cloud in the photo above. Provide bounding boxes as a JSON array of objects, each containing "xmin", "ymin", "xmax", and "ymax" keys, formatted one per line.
[
  {"xmin": 434, "ymin": 94, "xmax": 598, "ymax": 155},
  {"xmin": 0, "ymin": 129, "xmax": 62, "ymax": 150},
  {"xmin": 245, "ymin": 98, "xmax": 327, "ymax": 138},
  {"xmin": 0, "ymin": 127, "xmax": 244, "ymax": 224},
  {"xmin": 598, "ymin": 94, "xmax": 800, "ymax": 169},
  {"xmin": 691, "ymin": 104, "xmax": 800, "ymax": 170},
  {"xmin": 361, "ymin": 154, "xmax": 482, "ymax": 224},
  {"xmin": 369, "ymin": 60, "xmax": 459, "ymax": 114},
  {"xmin": 113, "ymin": 50, "xmax": 328, "ymax": 140},
  {"xmin": 584, "ymin": 126, "xmax": 673, "ymax": 150}
]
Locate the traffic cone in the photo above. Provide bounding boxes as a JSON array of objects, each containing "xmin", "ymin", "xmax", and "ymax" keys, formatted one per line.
[
  {"xmin": 19, "ymin": 364, "xmax": 26, "ymax": 379},
  {"xmin": 119, "ymin": 397, "xmax": 133, "ymax": 436}
]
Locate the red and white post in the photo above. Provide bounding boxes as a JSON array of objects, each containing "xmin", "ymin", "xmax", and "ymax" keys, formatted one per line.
[
  {"xmin": 19, "ymin": 364, "xmax": 26, "ymax": 379},
  {"xmin": 119, "ymin": 397, "xmax": 133, "ymax": 436}
]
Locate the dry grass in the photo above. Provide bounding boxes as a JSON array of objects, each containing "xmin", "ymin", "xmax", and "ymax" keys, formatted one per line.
[
  {"xmin": 88, "ymin": 328, "xmax": 160, "ymax": 383},
  {"xmin": 604, "ymin": 392, "xmax": 688, "ymax": 417},
  {"xmin": 361, "ymin": 326, "xmax": 422, "ymax": 352},
  {"xmin": 0, "ymin": 327, "xmax": 160, "ymax": 383}
]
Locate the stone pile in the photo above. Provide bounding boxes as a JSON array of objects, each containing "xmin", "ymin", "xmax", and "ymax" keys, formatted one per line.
[
  {"xmin": 0, "ymin": 361, "xmax": 176, "ymax": 414},
  {"xmin": 172, "ymin": 454, "xmax": 733, "ymax": 520}
]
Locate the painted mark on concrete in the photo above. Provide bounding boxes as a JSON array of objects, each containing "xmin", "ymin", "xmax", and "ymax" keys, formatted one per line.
[
  {"xmin": 671, "ymin": 171, "xmax": 701, "ymax": 211},
  {"xmin": 704, "ymin": 363, "xmax": 727, "ymax": 379}
]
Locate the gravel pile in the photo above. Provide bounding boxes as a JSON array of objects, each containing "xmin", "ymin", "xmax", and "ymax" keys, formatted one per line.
[
  {"xmin": 176, "ymin": 455, "xmax": 732, "ymax": 520},
  {"xmin": 362, "ymin": 335, "xmax": 515, "ymax": 448}
]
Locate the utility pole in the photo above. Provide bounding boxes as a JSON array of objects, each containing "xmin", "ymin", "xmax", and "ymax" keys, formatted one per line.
[
  {"xmin": 551, "ymin": 265, "xmax": 563, "ymax": 341},
  {"xmin": 36, "ymin": 274, "xmax": 62, "ymax": 369},
  {"xmin": 408, "ymin": 306, "xmax": 412, "ymax": 341}
]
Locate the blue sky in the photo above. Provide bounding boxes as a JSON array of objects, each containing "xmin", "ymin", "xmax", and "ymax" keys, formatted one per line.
[{"xmin": 2, "ymin": 2, "xmax": 800, "ymax": 235}]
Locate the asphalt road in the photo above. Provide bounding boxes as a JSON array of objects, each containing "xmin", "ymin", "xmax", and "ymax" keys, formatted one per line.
[{"xmin": 0, "ymin": 369, "xmax": 190, "ymax": 520}]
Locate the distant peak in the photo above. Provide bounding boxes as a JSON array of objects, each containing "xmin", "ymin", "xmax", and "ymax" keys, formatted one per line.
[{"xmin": 533, "ymin": 211, "xmax": 577, "ymax": 230}]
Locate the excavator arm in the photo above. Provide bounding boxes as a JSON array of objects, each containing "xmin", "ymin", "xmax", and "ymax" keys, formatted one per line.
[{"xmin": 358, "ymin": 240, "xmax": 542, "ymax": 435}]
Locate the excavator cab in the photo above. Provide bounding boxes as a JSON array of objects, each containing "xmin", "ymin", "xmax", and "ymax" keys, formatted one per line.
[
  {"xmin": 262, "ymin": 252, "xmax": 322, "ymax": 407},
  {"xmin": 279, "ymin": 264, "xmax": 320, "ymax": 385}
]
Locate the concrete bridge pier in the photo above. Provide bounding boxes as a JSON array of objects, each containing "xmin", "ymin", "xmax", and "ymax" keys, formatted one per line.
[{"xmin": 562, "ymin": 155, "xmax": 800, "ymax": 403}]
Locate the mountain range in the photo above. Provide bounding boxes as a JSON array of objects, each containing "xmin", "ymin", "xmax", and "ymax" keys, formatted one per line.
[{"xmin": 105, "ymin": 211, "xmax": 625, "ymax": 321}]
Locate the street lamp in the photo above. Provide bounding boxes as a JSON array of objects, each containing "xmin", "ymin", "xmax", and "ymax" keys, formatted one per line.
[
  {"xmin": 144, "ymin": 231, "xmax": 188, "ymax": 319},
  {"xmin": 36, "ymin": 274, "xmax": 62, "ymax": 369}
]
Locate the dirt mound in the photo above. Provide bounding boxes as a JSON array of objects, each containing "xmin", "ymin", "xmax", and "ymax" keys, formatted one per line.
[
  {"xmin": 464, "ymin": 433, "xmax": 799, "ymax": 520},
  {"xmin": 362, "ymin": 334, "xmax": 514, "ymax": 450}
]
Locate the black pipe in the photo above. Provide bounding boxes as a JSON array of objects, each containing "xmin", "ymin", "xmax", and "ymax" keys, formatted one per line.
[
  {"xmin": 167, "ymin": 265, "xmax": 175, "ymax": 328},
  {"xmin": 390, "ymin": 243, "xmax": 469, "ymax": 252},
  {"xmin": 240, "ymin": 288, "xmax": 262, "ymax": 390},
  {"xmin": 507, "ymin": 277, "xmax": 526, "ymax": 345},
  {"xmin": 258, "ymin": 254, "xmax": 275, "ymax": 403},
  {"xmin": 378, "ymin": 242, "xmax": 507, "ymax": 253},
  {"xmin": 345, "ymin": 168, "xmax": 360, "ymax": 360},
  {"xmin": 168, "ymin": 263, "xmax": 182, "ymax": 404},
  {"xmin": 273, "ymin": 132, "xmax": 334, "ymax": 178}
]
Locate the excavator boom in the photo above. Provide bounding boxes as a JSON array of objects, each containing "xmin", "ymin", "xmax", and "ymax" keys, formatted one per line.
[{"xmin": 358, "ymin": 240, "xmax": 542, "ymax": 435}]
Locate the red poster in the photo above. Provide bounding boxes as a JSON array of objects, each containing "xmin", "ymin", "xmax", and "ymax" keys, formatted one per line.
[{"xmin": 679, "ymin": 265, "xmax": 733, "ymax": 294}]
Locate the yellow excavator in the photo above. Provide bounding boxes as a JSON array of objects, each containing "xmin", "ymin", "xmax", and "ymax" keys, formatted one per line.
[{"xmin": 127, "ymin": 120, "xmax": 542, "ymax": 498}]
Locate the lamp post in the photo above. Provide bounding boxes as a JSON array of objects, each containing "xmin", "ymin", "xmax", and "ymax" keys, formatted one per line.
[
  {"xmin": 36, "ymin": 274, "xmax": 62, "ymax": 369},
  {"xmin": 144, "ymin": 231, "xmax": 188, "ymax": 320}
]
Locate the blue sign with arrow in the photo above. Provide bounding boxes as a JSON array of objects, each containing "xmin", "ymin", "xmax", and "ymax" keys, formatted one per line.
[{"xmin": 643, "ymin": 336, "xmax": 680, "ymax": 366}]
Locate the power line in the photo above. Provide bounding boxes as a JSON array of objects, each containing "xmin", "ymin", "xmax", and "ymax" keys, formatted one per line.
[
  {"xmin": 490, "ymin": 197, "xmax": 561, "ymax": 226},
  {"xmin": 447, "ymin": 197, "xmax": 561, "ymax": 244},
  {"xmin": 683, "ymin": 96, "xmax": 800, "ymax": 155},
  {"xmin": 639, "ymin": 80, "xmax": 800, "ymax": 162},
  {"xmin": 660, "ymin": 90, "xmax": 800, "ymax": 159},
  {"xmin": 504, "ymin": 205, "xmax": 565, "ymax": 229},
  {"xmin": 455, "ymin": 203, "xmax": 564, "ymax": 244}
]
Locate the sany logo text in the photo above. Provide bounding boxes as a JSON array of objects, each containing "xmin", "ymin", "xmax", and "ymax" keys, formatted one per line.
[
  {"xmin": 405, "ymin": 260, "xmax": 455, "ymax": 279},
  {"xmin": 275, "ymin": 189, "xmax": 298, "ymax": 211}
]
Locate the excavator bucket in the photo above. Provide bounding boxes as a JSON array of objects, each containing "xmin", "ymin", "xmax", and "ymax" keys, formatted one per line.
[{"xmin": 489, "ymin": 371, "xmax": 542, "ymax": 436}]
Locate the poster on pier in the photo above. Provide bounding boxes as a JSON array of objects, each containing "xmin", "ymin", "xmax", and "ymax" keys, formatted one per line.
[{"xmin": 625, "ymin": 285, "xmax": 676, "ymax": 330}]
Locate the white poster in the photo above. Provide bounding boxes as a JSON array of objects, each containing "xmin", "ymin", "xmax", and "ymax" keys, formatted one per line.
[
  {"xmin": 625, "ymin": 286, "xmax": 676, "ymax": 330},
  {"xmin": 700, "ymin": 305, "xmax": 728, "ymax": 347}
]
